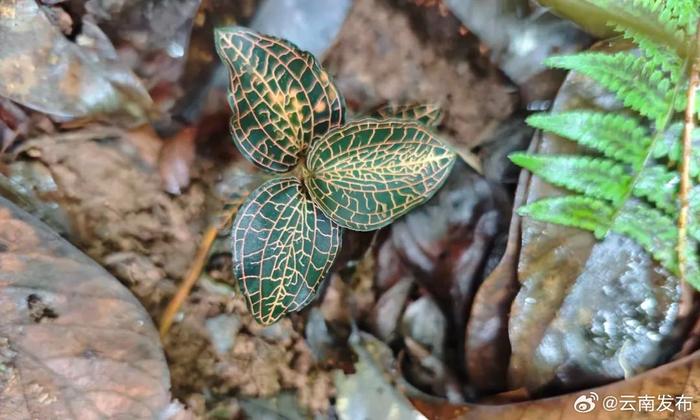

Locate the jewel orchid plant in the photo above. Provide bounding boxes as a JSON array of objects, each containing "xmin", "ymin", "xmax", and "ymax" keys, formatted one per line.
[{"xmin": 215, "ymin": 26, "xmax": 457, "ymax": 324}]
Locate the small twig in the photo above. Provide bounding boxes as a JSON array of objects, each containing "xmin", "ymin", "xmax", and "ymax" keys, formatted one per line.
[
  {"xmin": 678, "ymin": 21, "xmax": 700, "ymax": 283},
  {"xmin": 159, "ymin": 205, "xmax": 240, "ymax": 338}
]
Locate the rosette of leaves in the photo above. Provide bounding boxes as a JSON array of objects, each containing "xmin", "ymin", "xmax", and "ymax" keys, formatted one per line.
[
  {"xmin": 510, "ymin": 0, "xmax": 700, "ymax": 287},
  {"xmin": 215, "ymin": 27, "xmax": 456, "ymax": 324}
]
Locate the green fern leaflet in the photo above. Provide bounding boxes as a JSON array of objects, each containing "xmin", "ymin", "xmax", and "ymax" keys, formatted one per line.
[{"xmin": 511, "ymin": 0, "xmax": 700, "ymax": 288}]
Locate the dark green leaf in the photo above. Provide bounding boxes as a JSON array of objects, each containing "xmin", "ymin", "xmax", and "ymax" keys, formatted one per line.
[
  {"xmin": 306, "ymin": 119, "xmax": 456, "ymax": 231},
  {"xmin": 373, "ymin": 103, "xmax": 444, "ymax": 128},
  {"xmin": 215, "ymin": 26, "xmax": 345, "ymax": 172},
  {"xmin": 232, "ymin": 177, "xmax": 342, "ymax": 324}
]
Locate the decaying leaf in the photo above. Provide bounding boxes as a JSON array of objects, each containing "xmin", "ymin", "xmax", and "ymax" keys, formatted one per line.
[
  {"xmin": 0, "ymin": 0, "xmax": 153, "ymax": 124},
  {"xmin": 83, "ymin": 0, "xmax": 202, "ymax": 57},
  {"xmin": 231, "ymin": 177, "xmax": 342, "ymax": 325},
  {"xmin": 0, "ymin": 98, "xmax": 28, "ymax": 152},
  {"xmin": 0, "ymin": 196, "xmax": 172, "ymax": 418},
  {"xmin": 411, "ymin": 347, "xmax": 700, "ymax": 418},
  {"xmin": 306, "ymin": 119, "xmax": 457, "ymax": 231},
  {"xmin": 369, "ymin": 277, "xmax": 413, "ymax": 343},
  {"xmin": 388, "ymin": 159, "xmax": 510, "ymax": 317},
  {"xmin": 464, "ymin": 161, "xmax": 528, "ymax": 393},
  {"xmin": 335, "ymin": 330, "xmax": 427, "ymax": 420},
  {"xmin": 443, "ymin": 0, "xmax": 590, "ymax": 84},
  {"xmin": 214, "ymin": 26, "xmax": 345, "ymax": 172},
  {"xmin": 381, "ymin": 159, "xmax": 510, "ymax": 393},
  {"xmin": 158, "ymin": 126, "xmax": 197, "ymax": 195},
  {"xmin": 250, "ymin": 0, "xmax": 352, "ymax": 58}
]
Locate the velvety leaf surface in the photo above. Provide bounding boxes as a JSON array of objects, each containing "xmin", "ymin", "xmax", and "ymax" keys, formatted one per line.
[
  {"xmin": 232, "ymin": 177, "xmax": 342, "ymax": 325},
  {"xmin": 373, "ymin": 103, "xmax": 444, "ymax": 128},
  {"xmin": 306, "ymin": 119, "xmax": 456, "ymax": 231},
  {"xmin": 0, "ymin": 196, "xmax": 171, "ymax": 419},
  {"xmin": 215, "ymin": 26, "xmax": 344, "ymax": 172}
]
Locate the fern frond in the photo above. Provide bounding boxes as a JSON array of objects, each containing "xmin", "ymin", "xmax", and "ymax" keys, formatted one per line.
[
  {"xmin": 660, "ymin": 0, "xmax": 700, "ymax": 35},
  {"xmin": 517, "ymin": 196, "xmax": 613, "ymax": 238},
  {"xmin": 690, "ymin": 188, "xmax": 700, "ymax": 242},
  {"xmin": 526, "ymin": 112, "xmax": 650, "ymax": 168},
  {"xmin": 510, "ymin": 153, "xmax": 631, "ymax": 204},
  {"xmin": 546, "ymin": 52, "xmax": 676, "ymax": 127},
  {"xmin": 611, "ymin": 198, "xmax": 700, "ymax": 290},
  {"xmin": 589, "ymin": 0, "xmax": 696, "ymax": 46},
  {"xmin": 617, "ymin": 27, "xmax": 684, "ymax": 80},
  {"xmin": 514, "ymin": 0, "xmax": 700, "ymax": 288},
  {"xmin": 652, "ymin": 124, "xmax": 700, "ymax": 177},
  {"xmin": 632, "ymin": 165, "xmax": 679, "ymax": 214},
  {"xmin": 611, "ymin": 199, "xmax": 682, "ymax": 272}
]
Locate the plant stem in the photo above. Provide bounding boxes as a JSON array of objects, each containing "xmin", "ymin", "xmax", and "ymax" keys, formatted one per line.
[
  {"xmin": 678, "ymin": 21, "xmax": 700, "ymax": 283},
  {"xmin": 159, "ymin": 206, "xmax": 239, "ymax": 338}
]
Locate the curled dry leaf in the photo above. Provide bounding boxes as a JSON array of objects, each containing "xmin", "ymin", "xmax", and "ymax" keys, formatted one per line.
[
  {"xmin": 0, "ymin": 0, "xmax": 152, "ymax": 124},
  {"xmin": 369, "ymin": 277, "xmax": 414, "ymax": 343},
  {"xmin": 158, "ymin": 126, "xmax": 197, "ymax": 195},
  {"xmin": 388, "ymin": 160, "xmax": 510, "ymax": 351},
  {"xmin": 464, "ymin": 158, "xmax": 529, "ymax": 393},
  {"xmin": 0, "ymin": 196, "xmax": 172, "ymax": 419}
]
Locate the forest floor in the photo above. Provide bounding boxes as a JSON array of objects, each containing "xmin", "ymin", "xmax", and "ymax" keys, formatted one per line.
[{"xmin": 3, "ymin": 0, "xmax": 514, "ymax": 417}]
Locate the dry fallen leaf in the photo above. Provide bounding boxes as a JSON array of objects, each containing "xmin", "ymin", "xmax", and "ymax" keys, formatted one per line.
[
  {"xmin": 0, "ymin": 196, "xmax": 173, "ymax": 419},
  {"xmin": 0, "ymin": 98, "xmax": 29, "ymax": 152},
  {"xmin": 158, "ymin": 126, "xmax": 197, "ymax": 195},
  {"xmin": 464, "ymin": 162, "xmax": 528, "ymax": 394},
  {"xmin": 411, "ymin": 348, "xmax": 700, "ymax": 419},
  {"xmin": 388, "ymin": 160, "xmax": 511, "ymax": 373},
  {"xmin": 0, "ymin": 0, "xmax": 153, "ymax": 124}
]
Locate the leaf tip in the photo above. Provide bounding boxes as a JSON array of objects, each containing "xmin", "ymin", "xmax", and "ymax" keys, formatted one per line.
[{"xmin": 508, "ymin": 151, "xmax": 529, "ymax": 166}]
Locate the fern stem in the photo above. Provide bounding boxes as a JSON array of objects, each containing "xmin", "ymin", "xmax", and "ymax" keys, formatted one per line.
[{"xmin": 678, "ymin": 20, "xmax": 700, "ymax": 283}]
